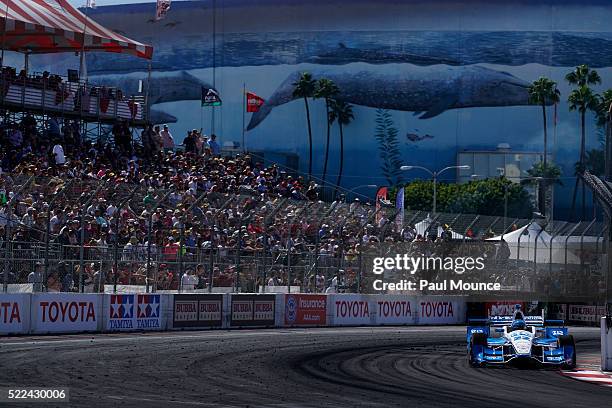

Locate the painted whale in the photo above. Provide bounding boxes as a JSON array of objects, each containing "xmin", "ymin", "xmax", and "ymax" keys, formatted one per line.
[
  {"xmin": 62, "ymin": 1, "xmax": 612, "ymax": 74},
  {"xmin": 149, "ymin": 109, "xmax": 178, "ymax": 125},
  {"xmin": 247, "ymin": 65, "xmax": 534, "ymax": 130},
  {"xmin": 89, "ymin": 71, "xmax": 212, "ymax": 105}
]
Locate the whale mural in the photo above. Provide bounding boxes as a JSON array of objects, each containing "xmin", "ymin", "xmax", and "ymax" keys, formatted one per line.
[
  {"xmin": 19, "ymin": 0, "xmax": 612, "ymax": 219},
  {"xmin": 247, "ymin": 66, "xmax": 534, "ymax": 129}
]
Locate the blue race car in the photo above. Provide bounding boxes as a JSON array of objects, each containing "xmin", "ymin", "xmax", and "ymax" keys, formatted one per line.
[{"xmin": 467, "ymin": 305, "xmax": 576, "ymax": 368}]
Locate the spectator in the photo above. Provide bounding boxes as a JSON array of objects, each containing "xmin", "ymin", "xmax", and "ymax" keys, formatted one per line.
[
  {"xmin": 161, "ymin": 125, "xmax": 174, "ymax": 152},
  {"xmin": 28, "ymin": 262, "xmax": 44, "ymax": 292},
  {"xmin": 208, "ymin": 134, "xmax": 221, "ymax": 155}
]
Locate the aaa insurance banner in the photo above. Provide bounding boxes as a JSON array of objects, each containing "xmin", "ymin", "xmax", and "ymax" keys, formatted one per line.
[{"xmin": 285, "ymin": 294, "xmax": 327, "ymax": 326}]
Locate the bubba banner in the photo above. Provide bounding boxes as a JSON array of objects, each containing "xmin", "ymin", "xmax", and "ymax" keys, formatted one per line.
[
  {"xmin": 33, "ymin": 294, "xmax": 100, "ymax": 333},
  {"xmin": 173, "ymin": 294, "xmax": 223, "ymax": 328},
  {"xmin": 230, "ymin": 295, "xmax": 275, "ymax": 327},
  {"xmin": 0, "ymin": 294, "xmax": 29, "ymax": 334},
  {"xmin": 285, "ymin": 294, "xmax": 327, "ymax": 326}
]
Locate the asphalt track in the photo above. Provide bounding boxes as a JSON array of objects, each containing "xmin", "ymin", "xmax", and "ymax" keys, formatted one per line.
[{"xmin": 0, "ymin": 326, "xmax": 609, "ymax": 408}]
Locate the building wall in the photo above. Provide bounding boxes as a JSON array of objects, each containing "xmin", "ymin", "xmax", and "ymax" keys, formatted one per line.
[{"xmin": 28, "ymin": 0, "xmax": 612, "ymax": 218}]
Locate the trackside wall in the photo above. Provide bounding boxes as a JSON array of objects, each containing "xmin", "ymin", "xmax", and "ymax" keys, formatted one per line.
[{"xmin": 0, "ymin": 293, "xmax": 466, "ymax": 334}]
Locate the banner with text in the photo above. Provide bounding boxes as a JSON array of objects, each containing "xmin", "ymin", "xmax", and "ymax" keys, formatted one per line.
[
  {"xmin": 285, "ymin": 294, "xmax": 327, "ymax": 326},
  {"xmin": 0, "ymin": 294, "xmax": 29, "ymax": 334},
  {"xmin": 32, "ymin": 294, "xmax": 100, "ymax": 333},
  {"xmin": 173, "ymin": 294, "xmax": 223, "ymax": 328},
  {"xmin": 230, "ymin": 295, "xmax": 275, "ymax": 327}
]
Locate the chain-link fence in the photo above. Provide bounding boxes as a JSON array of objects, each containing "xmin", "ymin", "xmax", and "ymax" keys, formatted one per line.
[{"xmin": 0, "ymin": 172, "xmax": 608, "ymax": 301}]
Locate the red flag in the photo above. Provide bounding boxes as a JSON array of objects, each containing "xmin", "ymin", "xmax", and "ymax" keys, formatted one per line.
[
  {"xmin": 246, "ymin": 92, "xmax": 265, "ymax": 112},
  {"xmin": 375, "ymin": 186, "xmax": 388, "ymax": 225}
]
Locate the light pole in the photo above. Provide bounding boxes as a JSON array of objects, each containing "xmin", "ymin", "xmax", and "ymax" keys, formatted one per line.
[
  {"xmin": 400, "ymin": 165, "xmax": 470, "ymax": 214},
  {"xmin": 343, "ymin": 184, "xmax": 377, "ymax": 203}
]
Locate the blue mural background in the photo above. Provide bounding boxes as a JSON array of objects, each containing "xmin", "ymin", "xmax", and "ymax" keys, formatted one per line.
[{"xmin": 14, "ymin": 0, "xmax": 612, "ymax": 217}]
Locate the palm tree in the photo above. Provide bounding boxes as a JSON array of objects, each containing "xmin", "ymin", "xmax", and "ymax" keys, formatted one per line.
[
  {"xmin": 328, "ymin": 100, "xmax": 354, "ymax": 197},
  {"xmin": 292, "ymin": 72, "xmax": 317, "ymax": 180},
  {"xmin": 567, "ymin": 84, "xmax": 601, "ymax": 219},
  {"xmin": 522, "ymin": 161, "xmax": 562, "ymax": 216},
  {"xmin": 596, "ymin": 89, "xmax": 612, "ymax": 179},
  {"xmin": 528, "ymin": 77, "xmax": 560, "ymax": 167},
  {"xmin": 566, "ymin": 64, "xmax": 602, "ymax": 88},
  {"xmin": 314, "ymin": 78, "xmax": 339, "ymax": 191}
]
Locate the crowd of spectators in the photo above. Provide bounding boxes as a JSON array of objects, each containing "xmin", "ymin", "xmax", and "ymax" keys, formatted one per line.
[{"xmin": 0, "ymin": 112, "xmax": 600, "ymax": 296}]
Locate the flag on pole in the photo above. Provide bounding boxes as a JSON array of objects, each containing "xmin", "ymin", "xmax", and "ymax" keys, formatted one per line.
[
  {"xmin": 85, "ymin": 0, "xmax": 96, "ymax": 8},
  {"xmin": 201, "ymin": 87, "xmax": 222, "ymax": 106},
  {"xmin": 395, "ymin": 187, "xmax": 404, "ymax": 229},
  {"xmin": 375, "ymin": 186, "xmax": 388, "ymax": 225},
  {"xmin": 246, "ymin": 92, "xmax": 265, "ymax": 112},
  {"xmin": 155, "ymin": 0, "xmax": 171, "ymax": 21}
]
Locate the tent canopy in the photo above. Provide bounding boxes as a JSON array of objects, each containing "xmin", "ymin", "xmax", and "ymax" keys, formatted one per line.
[{"xmin": 0, "ymin": 0, "xmax": 152, "ymax": 59}]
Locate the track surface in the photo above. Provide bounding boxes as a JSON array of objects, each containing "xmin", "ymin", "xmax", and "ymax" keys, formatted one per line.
[{"xmin": 0, "ymin": 326, "xmax": 609, "ymax": 407}]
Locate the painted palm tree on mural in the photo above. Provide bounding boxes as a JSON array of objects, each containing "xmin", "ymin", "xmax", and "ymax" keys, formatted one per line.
[
  {"xmin": 328, "ymin": 99, "xmax": 355, "ymax": 198},
  {"xmin": 314, "ymin": 78, "xmax": 340, "ymax": 191},
  {"xmin": 292, "ymin": 72, "xmax": 317, "ymax": 180},
  {"xmin": 528, "ymin": 77, "xmax": 560, "ymax": 167},
  {"xmin": 567, "ymin": 80, "xmax": 601, "ymax": 220},
  {"xmin": 595, "ymin": 89, "xmax": 612, "ymax": 180}
]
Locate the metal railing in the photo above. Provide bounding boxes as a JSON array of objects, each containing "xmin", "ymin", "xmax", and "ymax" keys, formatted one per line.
[{"xmin": 1, "ymin": 174, "xmax": 608, "ymax": 301}]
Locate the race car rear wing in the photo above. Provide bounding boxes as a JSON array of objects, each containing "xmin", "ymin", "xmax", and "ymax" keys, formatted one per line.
[{"xmin": 468, "ymin": 310, "xmax": 564, "ymax": 327}]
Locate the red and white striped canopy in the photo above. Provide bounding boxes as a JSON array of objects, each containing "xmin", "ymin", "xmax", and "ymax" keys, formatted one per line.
[{"xmin": 0, "ymin": 0, "xmax": 152, "ymax": 59}]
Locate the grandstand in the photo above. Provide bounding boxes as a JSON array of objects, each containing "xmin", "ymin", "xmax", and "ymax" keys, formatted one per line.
[{"xmin": 0, "ymin": 150, "xmax": 606, "ymax": 302}]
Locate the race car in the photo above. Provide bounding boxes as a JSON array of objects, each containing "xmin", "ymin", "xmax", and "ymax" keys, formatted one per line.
[{"xmin": 467, "ymin": 305, "xmax": 575, "ymax": 368}]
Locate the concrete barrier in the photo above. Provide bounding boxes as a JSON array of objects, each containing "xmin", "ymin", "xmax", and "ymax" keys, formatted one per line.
[
  {"xmin": 0, "ymin": 293, "xmax": 468, "ymax": 335},
  {"xmin": 602, "ymin": 316, "xmax": 612, "ymax": 371}
]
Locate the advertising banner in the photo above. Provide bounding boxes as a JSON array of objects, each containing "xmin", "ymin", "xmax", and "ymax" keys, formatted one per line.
[
  {"xmin": 173, "ymin": 294, "xmax": 223, "ymax": 328},
  {"xmin": 285, "ymin": 294, "xmax": 327, "ymax": 326},
  {"xmin": 331, "ymin": 294, "xmax": 372, "ymax": 325},
  {"xmin": 417, "ymin": 297, "xmax": 465, "ymax": 324},
  {"xmin": 0, "ymin": 294, "xmax": 29, "ymax": 334},
  {"xmin": 230, "ymin": 295, "xmax": 275, "ymax": 327},
  {"xmin": 569, "ymin": 304, "xmax": 606, "ymax": 323},
  {"xmin": 106, "ymin": 293, "xmax": 163, "ymax": 331},
  {"xmin": 373, "ymin": 295, "xmax": 417, "ymax": 325},
  {"xmin": 33, "ymin": 294, "xmax": 100, "ymax": 333},
  {"xmin": 136, "ymin": 294, "xmax": 162, "ymax": 330},
  {"xmin": 548, "ymin": 303, "xmax": 567, "ymax": 321},
  {"xmin": 484, "ymin": 301, "xmax": 524, "ymax": 317}
]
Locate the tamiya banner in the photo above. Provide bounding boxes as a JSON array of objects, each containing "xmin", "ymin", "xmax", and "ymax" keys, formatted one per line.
[
  {"xmin": 107, "ymin": 294, "xmax": 136, "ymax": 331},
  {"xmin": 173, "ymin": 294, "xmax": 223, "ymax": 328},
  {"xmin": 230, "ymin": 295, "xmax": 275, "ymax": 327},
  {"xmin": 285, "ymin": 294, "xmax": 327, "ymax": 326},
  {"xmin": 33, "ymin": 294, "xmax": 100, "ymax": 333}
]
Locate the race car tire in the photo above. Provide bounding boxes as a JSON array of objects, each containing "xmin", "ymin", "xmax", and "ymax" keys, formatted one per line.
[
  {"xmin": 468, "ymin": 334, "xmax": 487, "ymax": 367},
  {"xmin": 558, "ymin": 335, "xmax": 576, "ymax": 369},
  {"xmin": 471, "ymin": 333, "xmax": 487, "ymax": 346}
]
